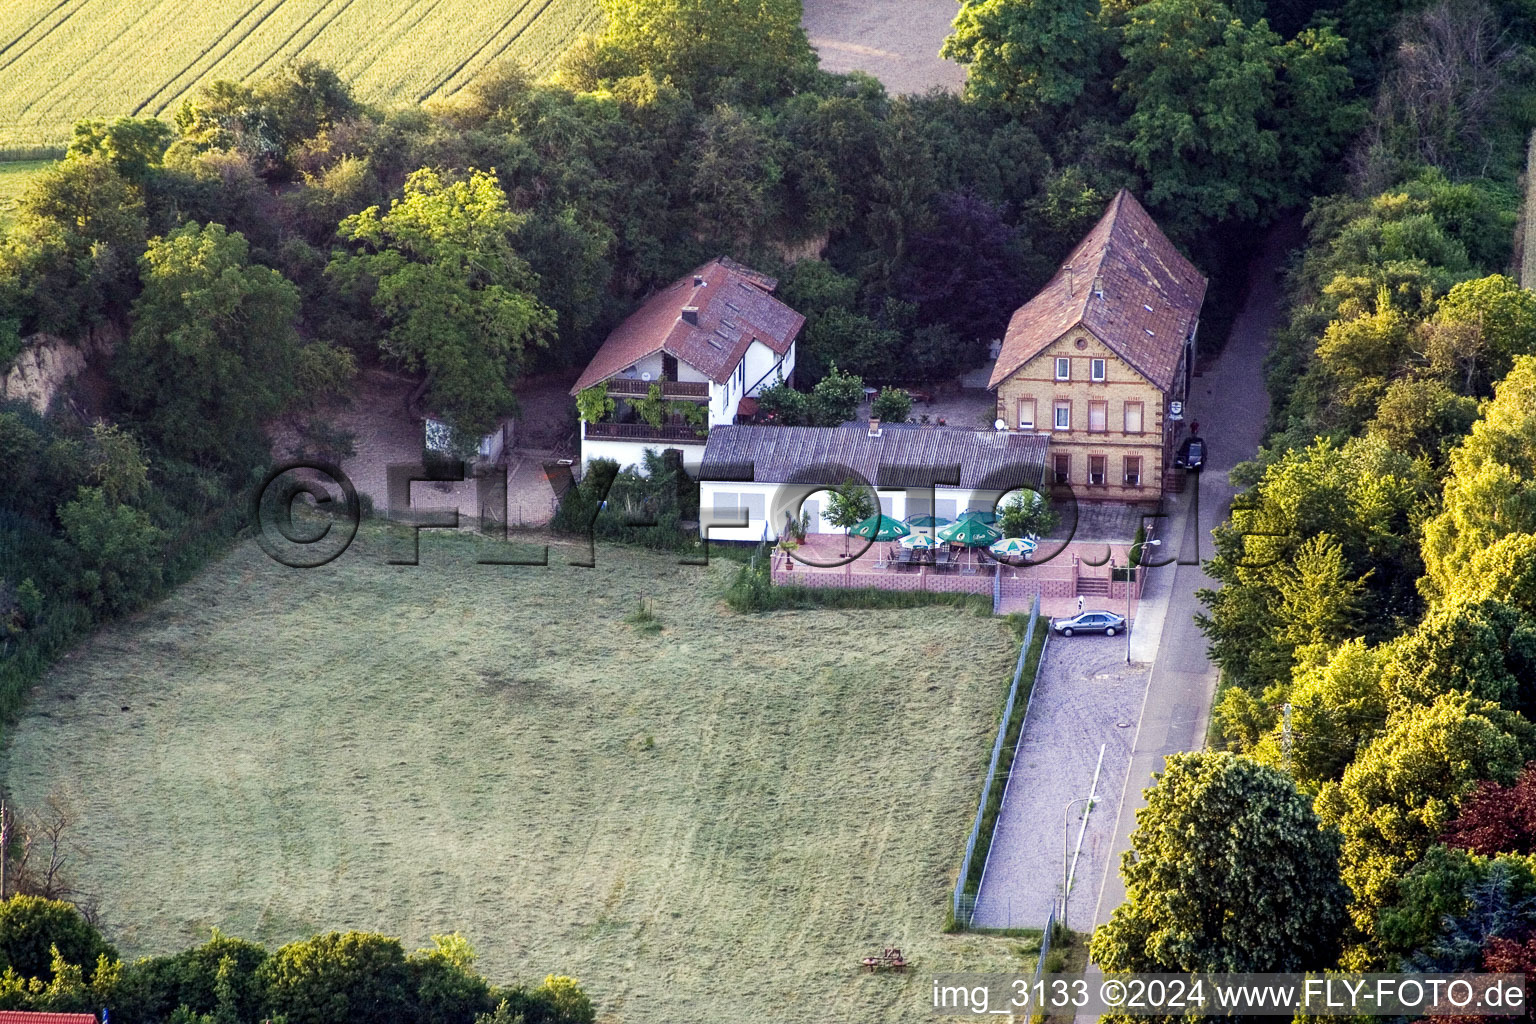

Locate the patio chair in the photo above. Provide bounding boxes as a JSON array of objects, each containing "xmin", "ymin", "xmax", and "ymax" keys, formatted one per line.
[
  {"xmin": 935, "ymin": 549, "xmax": 951, "ymax": 570},
  {"xmin": 896, "ymin": 548, "xmax": 914, "ymax": 569}
]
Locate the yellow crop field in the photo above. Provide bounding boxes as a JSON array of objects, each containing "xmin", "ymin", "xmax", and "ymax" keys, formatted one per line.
[{"xmin": 0, "ymin": 0, "xmax": 603, "ymax": 149}]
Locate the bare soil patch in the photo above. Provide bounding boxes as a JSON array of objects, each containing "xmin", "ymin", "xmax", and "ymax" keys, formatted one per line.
[{"xmin": 803, "ymin": 0, "xmax": 967, "ymax": 95}]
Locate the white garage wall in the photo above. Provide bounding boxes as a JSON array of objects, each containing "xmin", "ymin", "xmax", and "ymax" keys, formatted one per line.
[
  {"xmin": 580, "ymin": 437, "xmax": 707, "ymax": 475},
  {"xmin": 697, "ymin": 482, "xmax": 1012, "ymax": 542}
]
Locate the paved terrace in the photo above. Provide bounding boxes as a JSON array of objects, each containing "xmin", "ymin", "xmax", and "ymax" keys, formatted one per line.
[{"xmin": 772, "ymin": 534, "xmax": 1140, "ymax": 620}]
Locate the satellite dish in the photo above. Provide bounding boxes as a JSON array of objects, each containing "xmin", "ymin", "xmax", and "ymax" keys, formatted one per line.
[
  {"xmin": 994, "ymin": 418, "xmax": 1007, "ymax": 431},
  {"xmin": 641, "ymin": 372, "xmax": 652, "ymax": 382}
]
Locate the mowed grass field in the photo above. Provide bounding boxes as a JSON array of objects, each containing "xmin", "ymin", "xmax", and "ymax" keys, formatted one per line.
[
  {"xmin": 1, "ymin": 529, "xmax": 1030, "ymax": 1023},
  {"xmin": 0, "ymin": 0, "xmax": 603, "ymax": 149}
]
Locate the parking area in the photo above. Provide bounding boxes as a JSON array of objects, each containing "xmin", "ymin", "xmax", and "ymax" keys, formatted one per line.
[{"xmin": 970, "ymin": 634, "xmax": 1149, "ymax": 931}]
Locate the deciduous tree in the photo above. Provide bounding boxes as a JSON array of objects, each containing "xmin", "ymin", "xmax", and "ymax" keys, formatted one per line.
[
  {"xmin": 116, "ymin": 222, "xmax": 317, "ymax": 467},
  {"xmin": 330, "ymin": 168, "xmax": 553, "ymax": 449},
  {"xmin": 1384, "ymin": 600, "xmax": 1536, "ymax": 718},
  {"xmin": 1442, "ymin": 764, "xmax": 1536, "ymax": 857},
  {"xmin": 1421, "ymin": 357, "xmax": 1536, "ymax": 602},
  {"xmin": 258, "ymin": 932, "xmax": 414, "ymax": 1024},
  {"xmin": 1286, "ymin": 639, "xmax": 1391, "ymax": 789},
  {"xmin": 585, "ymin": 0, "xmax": 816, "ymax": 103},
  {"xmin": 1115, "ymin": 0, "xmax": 1358, "ymax": 229},
  {"xmin": 1316, "ymin": 693, "xmax": 1533, "ymax": 935},
  {"xmin": 1090, "ymin": 752, "xmax": 1347, "ymax": 972},
  {"xmin": 824, "ymin": 479, "xmax": 877, "ymax": 555},
  {"xmin": 0, "ymin": 896, "xmax": 115, "ymax": 984},
  {"xmin": 58, "ymin": 487, "xmax": 164, "ymax": 614},
  {"xmin": 942, "ymin": 0, "xmax": 1103, "ymax": 112}
]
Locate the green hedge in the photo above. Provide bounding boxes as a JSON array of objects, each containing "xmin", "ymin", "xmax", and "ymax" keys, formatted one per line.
[{"xmin": 724, "ymin": 554, "xmax": 993, "ymax": 615}]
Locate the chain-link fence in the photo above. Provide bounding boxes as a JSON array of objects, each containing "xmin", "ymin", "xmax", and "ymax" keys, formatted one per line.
[{"xmin": 953, "ymin": 596, "xmax": 1042, "ymax": 928}]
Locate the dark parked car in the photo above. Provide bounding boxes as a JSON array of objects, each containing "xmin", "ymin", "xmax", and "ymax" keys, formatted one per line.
[
  {"xmin": 1049, "ymin": 610, "xmax": 1128, "ymax": 637},
  {"xmin": 1175, "ymin": 436, "xmax": 1207, "ymax": 471}
]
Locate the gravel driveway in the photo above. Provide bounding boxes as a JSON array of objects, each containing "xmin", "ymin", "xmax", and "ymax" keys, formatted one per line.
[{"xmin": 971, "ymin": 635, "xmax": 1149, "ymax": 930}]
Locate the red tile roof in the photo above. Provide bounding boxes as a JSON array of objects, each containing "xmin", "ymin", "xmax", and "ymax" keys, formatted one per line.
[
  {"xmin": 570, "ymin": 257, "xmax": 805, "ymax": 395},
  {"xmin": 0, "ymin": 1013, "xmax": 99, "ymax": 1023},
  {"xmin": 989, "ymin": 190, "xmax": 1207, "ymax": 392}
]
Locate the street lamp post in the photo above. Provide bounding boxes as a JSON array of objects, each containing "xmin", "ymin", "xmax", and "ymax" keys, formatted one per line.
[
  {"xmin": 1062, "ymin": 795, "xmax": 1090, "ymax": 931},
  {"xmin": 1125, "ymin": 539, "xmax": 1162, "ymax": 664}
]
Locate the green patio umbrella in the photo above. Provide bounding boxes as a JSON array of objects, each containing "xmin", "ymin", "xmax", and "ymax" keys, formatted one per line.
[
  {"xmin": 939, "ymin": 517, "xmax": 1002, "ymax": 547},
  {"xmin": 899, "ymin": 532, "xmax": 937, "ymax": 549},
  {"xmin": 849, "ymin": 513, "xmax": 910, "ymax": 541},
  {"xmin": 903, "ymin": 514, "xmax": 953, "ymax": 528},
  {"xmin": 989, "ymin": 536, "xmax": 1038, "ymax": 558},
  {"xmin": 958, "ymin": 508, "xmax": 999, "ymax": 525}
]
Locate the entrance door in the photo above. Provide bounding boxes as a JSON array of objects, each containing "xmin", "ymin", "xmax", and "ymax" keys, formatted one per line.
[{"xmin": 801, "ymin": 499, "xmax": 821, "ymax": 532}]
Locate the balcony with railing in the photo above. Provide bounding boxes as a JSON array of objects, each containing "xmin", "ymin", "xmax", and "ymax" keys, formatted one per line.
[
  {"xmin": 582, "ymin": 420, "xmax": 709, "ymax": 444},
  {"xmin": 605, "ymin": 377, "xmax": 709, "ymax": 400}
]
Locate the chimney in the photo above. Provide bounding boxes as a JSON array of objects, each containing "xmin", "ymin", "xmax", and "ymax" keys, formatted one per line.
[
  {"xmin": 1065, "ymin": 264, "xmax": 1074, "ymax": 296},
  {"xmin": 1092, "ymin": 276, "xmax": 1104, "ymax": 298},
  {"xmin": 868, "ymin": 417, "xmax": 882, "ymax": 437},
  {"xmin": 681, "ymin": 306, "xmax": 699, "ymax": 325}
]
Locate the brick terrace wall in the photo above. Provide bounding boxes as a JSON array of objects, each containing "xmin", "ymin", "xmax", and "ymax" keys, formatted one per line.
[
  {"xmin": 1000, "ymin": 574, "xmax": 1075, "ymax": 602},
  {"xmin": 772, "ymin": 563, "xmax": 995, "ymax": 594},
  {"xmin": 771, "ymin": 560, "xmax": 1083, "ymax": 601}
]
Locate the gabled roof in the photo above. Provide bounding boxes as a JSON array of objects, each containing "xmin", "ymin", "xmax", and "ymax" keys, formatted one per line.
[
  {"xmin": 571, "ymin": 258, "xmax": 805, "ymax": 394},
  {"xmin": 700, "ymin": 425, "xmax": 1049, "ymax": 491},
  {"xmin": 988, "ymin": 190, "xmax": 1207, "ymax": 392}
]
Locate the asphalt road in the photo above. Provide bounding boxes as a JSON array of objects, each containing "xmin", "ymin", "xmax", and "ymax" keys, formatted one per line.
[{"xmin": 1088, "ymin": 218, "xmax": 1298, "ymax": 927}]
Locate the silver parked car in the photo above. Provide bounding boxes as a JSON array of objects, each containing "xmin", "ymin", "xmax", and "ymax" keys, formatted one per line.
[{"xmin": 1050, "ymin": 610, "xmax": 1129, "ymax": 637}]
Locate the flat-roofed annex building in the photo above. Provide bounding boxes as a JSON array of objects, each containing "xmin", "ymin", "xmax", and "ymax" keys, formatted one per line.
[
  {"xmin": 989, "ymin": 190, "xmax": 1207, "ymax": 503},
  {"xmin": 697, "ymin": 424, "xmax": 1049, "ymax": 543}
]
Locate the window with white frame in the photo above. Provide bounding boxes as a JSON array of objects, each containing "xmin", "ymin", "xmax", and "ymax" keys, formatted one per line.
[
  {"xmin": 1124, "ymin": 401, "xmax": 1144, "ymax": 433},
  {"xmin": 712, "ymin": 491, "xmax": 740, "ymax": 520},
  {"xmin": 1089, "ymin": 455, "xmax": 1106, "ymax": 485},
  {"xmin": 1124, "ymin": 456, "xmax": 1142, "ymax": 487},
  {"xmin": 1091, "ymin": 358, "xmax": 1106, "ymax": 381},
  {"xmin": 1088, "ymin": 400, "xmax": 1107, "ymax": 433},
  {"xmin": 1017, "ymin": 397, "xmax": 1036, "ymax": 430},
  {"xmin": 1054, "ymin": 400, "xmax": 1071, "ymax": 430},
  {"xmin": 1055, "ymin": 357, "xmax": 1070, "ymax": 380}
]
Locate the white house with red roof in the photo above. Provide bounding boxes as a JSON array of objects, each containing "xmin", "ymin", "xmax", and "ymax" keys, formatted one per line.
[{"xmin": 570, "ymin": 257, "xmax": 804, "ymax": 472}]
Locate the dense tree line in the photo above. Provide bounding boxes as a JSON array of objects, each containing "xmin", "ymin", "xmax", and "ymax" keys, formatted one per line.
[
  {"xmin": 1186, "ymin": 0, "xmax": 1536, "ymax": 974},
  {"xmin": 0, "ymin": 895, "xmax": 592, "ymax": 1024}
]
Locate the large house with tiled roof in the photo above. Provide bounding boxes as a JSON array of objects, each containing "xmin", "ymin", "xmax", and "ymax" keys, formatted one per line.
[
  {"xmin": 571, "ymin": 257, "xmax": 804, "ymax": 472},
  {"xmin": 990, "ymin": 190, "xmax": 1206, "ymax": 503}
]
